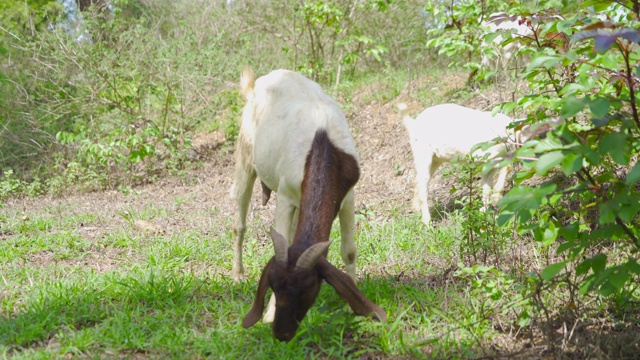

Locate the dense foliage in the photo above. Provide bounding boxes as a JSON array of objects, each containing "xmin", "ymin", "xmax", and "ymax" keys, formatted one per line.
[
  {"xmin": 427, "ymin": 0, "xmax": 640, "ymax": 332},
  {"xmin": 0, "ymin": 0, "xmax": 427, "ymax": 197}
]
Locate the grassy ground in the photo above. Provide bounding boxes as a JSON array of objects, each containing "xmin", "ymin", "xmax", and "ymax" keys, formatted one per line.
[{"xmin": 1, "ymin": 196, "xmax": 492, "ymax": 359}]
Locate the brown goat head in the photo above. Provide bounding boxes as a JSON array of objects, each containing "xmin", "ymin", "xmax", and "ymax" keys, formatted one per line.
[{"xmin": 242, "ymin": 228, "xmax": 386, "ymax": 342}]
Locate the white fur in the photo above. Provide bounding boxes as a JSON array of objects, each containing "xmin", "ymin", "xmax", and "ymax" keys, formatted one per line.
[
  {"xmin": 230, "ymin": 69, "xmax": 359, "ymax": 319},
  {"xmin": 401, "ymin": 103, "xmax": 518, "ymax": 226}
]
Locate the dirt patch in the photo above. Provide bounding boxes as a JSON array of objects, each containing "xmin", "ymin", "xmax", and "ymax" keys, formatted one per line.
[{"xmin": 3, "ymin": 78, "xmax": 469, "ymax": 235}]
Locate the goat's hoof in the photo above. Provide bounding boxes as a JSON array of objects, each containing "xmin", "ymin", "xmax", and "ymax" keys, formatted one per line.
[
  {"xmin": 345, "ymin": 267, "xmax": 357, "ymax": 282},
  {"xmin": 262, "ymin": 312, "xmax": 274, "ymax": 324},
  {"xmin": 263, "ymin": 294, "xmax": 276, "ymax": 323},
  {"xmin": 231, "ymin": 270, "xmax": 244, "ymax": 282}
]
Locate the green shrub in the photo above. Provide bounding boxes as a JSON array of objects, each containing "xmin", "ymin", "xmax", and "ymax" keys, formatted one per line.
[{"xmin": 427, "ymin": 0, "xmax": 640, "ymax": 328}]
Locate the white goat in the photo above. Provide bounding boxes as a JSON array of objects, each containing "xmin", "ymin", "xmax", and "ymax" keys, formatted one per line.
[
  {"xmin": 400, "ymin": 103, "xmax": 520, "ymax": 226},
  {"xmin": 480, "ymin": 12, "xmax": 532, "ymax": 71},
  {"xmin": 230, "ymin": 68, "xmax": 359, "ymax": 320}
]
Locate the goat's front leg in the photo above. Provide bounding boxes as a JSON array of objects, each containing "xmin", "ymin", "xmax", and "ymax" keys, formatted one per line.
[
  {"xmin": 481, "ymin": 165, "xmax": 510, "ymax": 210},
  {"xmin": 413, "ymin": 154, "xmax": 435, "ymax": 226},
  {"xmin": 274, "ymin": 197, "xmax": 297, "ymax": 245},
  {"xmin": 230, "ymin": 164, "xmax": 257, "ymax": 282},
  {"xmin": 263, "ymin": 197, "xmax": 297, "ymax": 323},
  {"xmin": 492, "ymin": 165, "xmax": 511, "ymax": 205},
  {"xmin": 339, "ymin": 190, "xmax": 357, "ymax": 281},
  {"xmin": 480, "ymin": 170, "xmax": 494, "ymax": 212}
]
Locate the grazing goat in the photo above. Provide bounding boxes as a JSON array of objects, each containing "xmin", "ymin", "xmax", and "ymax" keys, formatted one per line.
[
  {"xmin": 231, "ymin": 69, "xmax": 380, "ymax": 339},
  {"xmin": 230, "ymin": 68, "xmax": 359, "ymax": 284},
  {"xmin": 400, "ymin": 103, "xmax": 523, "ymax": 226},
  {"xmin": 242, "ymin": 130, "xmax": 386, "ymax": 341},
  {"xmin": 480, "ymin": 12, "xmax": 532, "ymax": 71}
]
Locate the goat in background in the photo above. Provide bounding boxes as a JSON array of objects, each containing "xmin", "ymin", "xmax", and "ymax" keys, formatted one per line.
[{"xmin": 400, "ymin": 103, "xmax": 553, "ymax": 226}]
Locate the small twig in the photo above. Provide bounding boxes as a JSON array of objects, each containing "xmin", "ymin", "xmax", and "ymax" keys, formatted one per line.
[{"xmin": 0, "ymin": 25, "xmax": 20, "ymax": 41}]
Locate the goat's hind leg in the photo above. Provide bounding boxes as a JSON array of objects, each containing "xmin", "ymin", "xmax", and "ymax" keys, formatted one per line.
[{"xmin": 230, "ymin": 143, "xmax": 257, "ymax": 282}]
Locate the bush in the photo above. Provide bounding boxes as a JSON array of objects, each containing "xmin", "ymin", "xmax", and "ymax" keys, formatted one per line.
[
  {"xmin": 427, "ymin": 0, "xmax": 640, "ymax": 328},
  {"xmin": 1, "ymin": 0, "xmax": 430, "ymax": 196}
]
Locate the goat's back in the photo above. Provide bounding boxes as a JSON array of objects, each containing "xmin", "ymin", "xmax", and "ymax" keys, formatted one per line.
[
  {"xmin": 242, "ymin": 69, "xmax": 358, "ymax": 199},
  {"xmin": 404, "ymin": 104, "xmax": 513, "ymax": 158}
]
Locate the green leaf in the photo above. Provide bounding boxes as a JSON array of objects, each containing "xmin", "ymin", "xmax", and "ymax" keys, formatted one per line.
[
  {"xmin": 560, "ymin": 223, "xmax": 579, "ymax": 241},
  {"xmin": 583, "ymin": 147, "xmax": 602, "ymax": 165},
  {"xmin": 576, "ymin": 258, "xmax": 592, "ymax": 276},
  {"xmin": 618, "ymin": 196, "xmax": 640, "ymax": 223},
  {"xmin": 599, "ymin": 132, "xmax": 629, "ymax": 165},
  {"xmin": 557, "ymin": 240, "xmax": 577, "ymax": 254},
  {"xmin": 536, "ymin": 151, "xmax": 564, "ymax": 175},
  {"xmin": 561, "ymin": 96, "xmax": 586, "ymax": 118},
  {"xmin": 589, "ymin": 97, "xmax": 610, "ymax": 118},
  {"xmin": 516, "ymin": 309, "xmax": 531, "ymax": 327},
  {"xmin": 497, "ymin": 210, "xmax": 515, "ymax": 227},
  {"xmin": 556, "ymin": 20, "xmax": 575, "ymax": 33},
  {"xmin": 590, "ymin": 1, "xmax": 611, "ymax": 11},
  {"xmin": 599, "ymin": 282, "xmax": 617, "ymax": 296},
  {"xmin": 624, "ymin": 260, "xmax": 640, "ymax": 275},
  {"xmin": 591, "ymin": 116, "xmax": 612, "ymax": 127},
  {"xmin": 591, "ymin": 253, "xmax": 607, "ymax": 273},
  {"xmin": 534, "ymin": 137, "xmax": 566, "ymax": 152},
  {"xmin": 542, "ymin": 261, "xmax": 567, "ymax": 281},
  {"xmin": 484, "ymin": 32, "xmax": 500, "ymax": 43},
  {"xmin": 579, "ymin": 275, "xmax": 596, "ymax": 294},
  {"xmin": 560, "ymin": 152, "xmax": 583, "ymax": 175},
  {"xmin": 626, "ymin": 163, "xmax": 640, "ymax": 184},
  {"xmin": 499, "ymin": 102, "xmax": 517, "ymax": 114},
  {"xmin": 607, "ymin": 268, "xmax": 629, "ymax": 290},
  {"xmin": 542, "ymin": 222, "xmax": 558, "ymax": 247},
  {"xmin": 599, "ymin": 202, "xmax": 617, "ymax": 224},
  {"xmin": 528, "ymin": 55, "xmax": 561, "ymax": 69},
  {"xmin": 498, "ymin": 190, "xmax": 535, "ymax": 224}
]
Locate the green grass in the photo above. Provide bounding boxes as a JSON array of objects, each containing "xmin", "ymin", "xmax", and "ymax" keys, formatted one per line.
[{"xmin": 0, "ymin": 201, "xmax": 516, "ymax": 359}]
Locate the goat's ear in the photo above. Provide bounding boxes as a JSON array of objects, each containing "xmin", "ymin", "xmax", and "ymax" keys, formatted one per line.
[
  {"xmin": 316, "ymin": 258, "xmax": 387, "ymax": 322},
  {"xmin": 242, "ymin": 258, "xmax": 273, "ymax": 328}
]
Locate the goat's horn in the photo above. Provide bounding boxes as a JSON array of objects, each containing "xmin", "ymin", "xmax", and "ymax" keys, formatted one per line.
[
  {"xmin": 296, "ymin": 241, "xmax": 331, "ymax": 269},
  {"xmin": 270, "ymin": 227, "xmax": 288, "ymax": 264}
]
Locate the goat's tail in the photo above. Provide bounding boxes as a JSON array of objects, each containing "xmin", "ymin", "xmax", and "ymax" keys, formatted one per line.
[
  {"xmin": 240, "ymin": 66, "xmax": 255, "ymax": 99},
  {"xmin": 396, "ymin": 103, "xmax": 413, "ymax": 124}
]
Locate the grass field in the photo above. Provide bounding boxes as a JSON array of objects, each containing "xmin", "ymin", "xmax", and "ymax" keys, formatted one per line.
[{"xmin": 1, "ymin": 193, "xmax": 503, "ymax": 359}]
